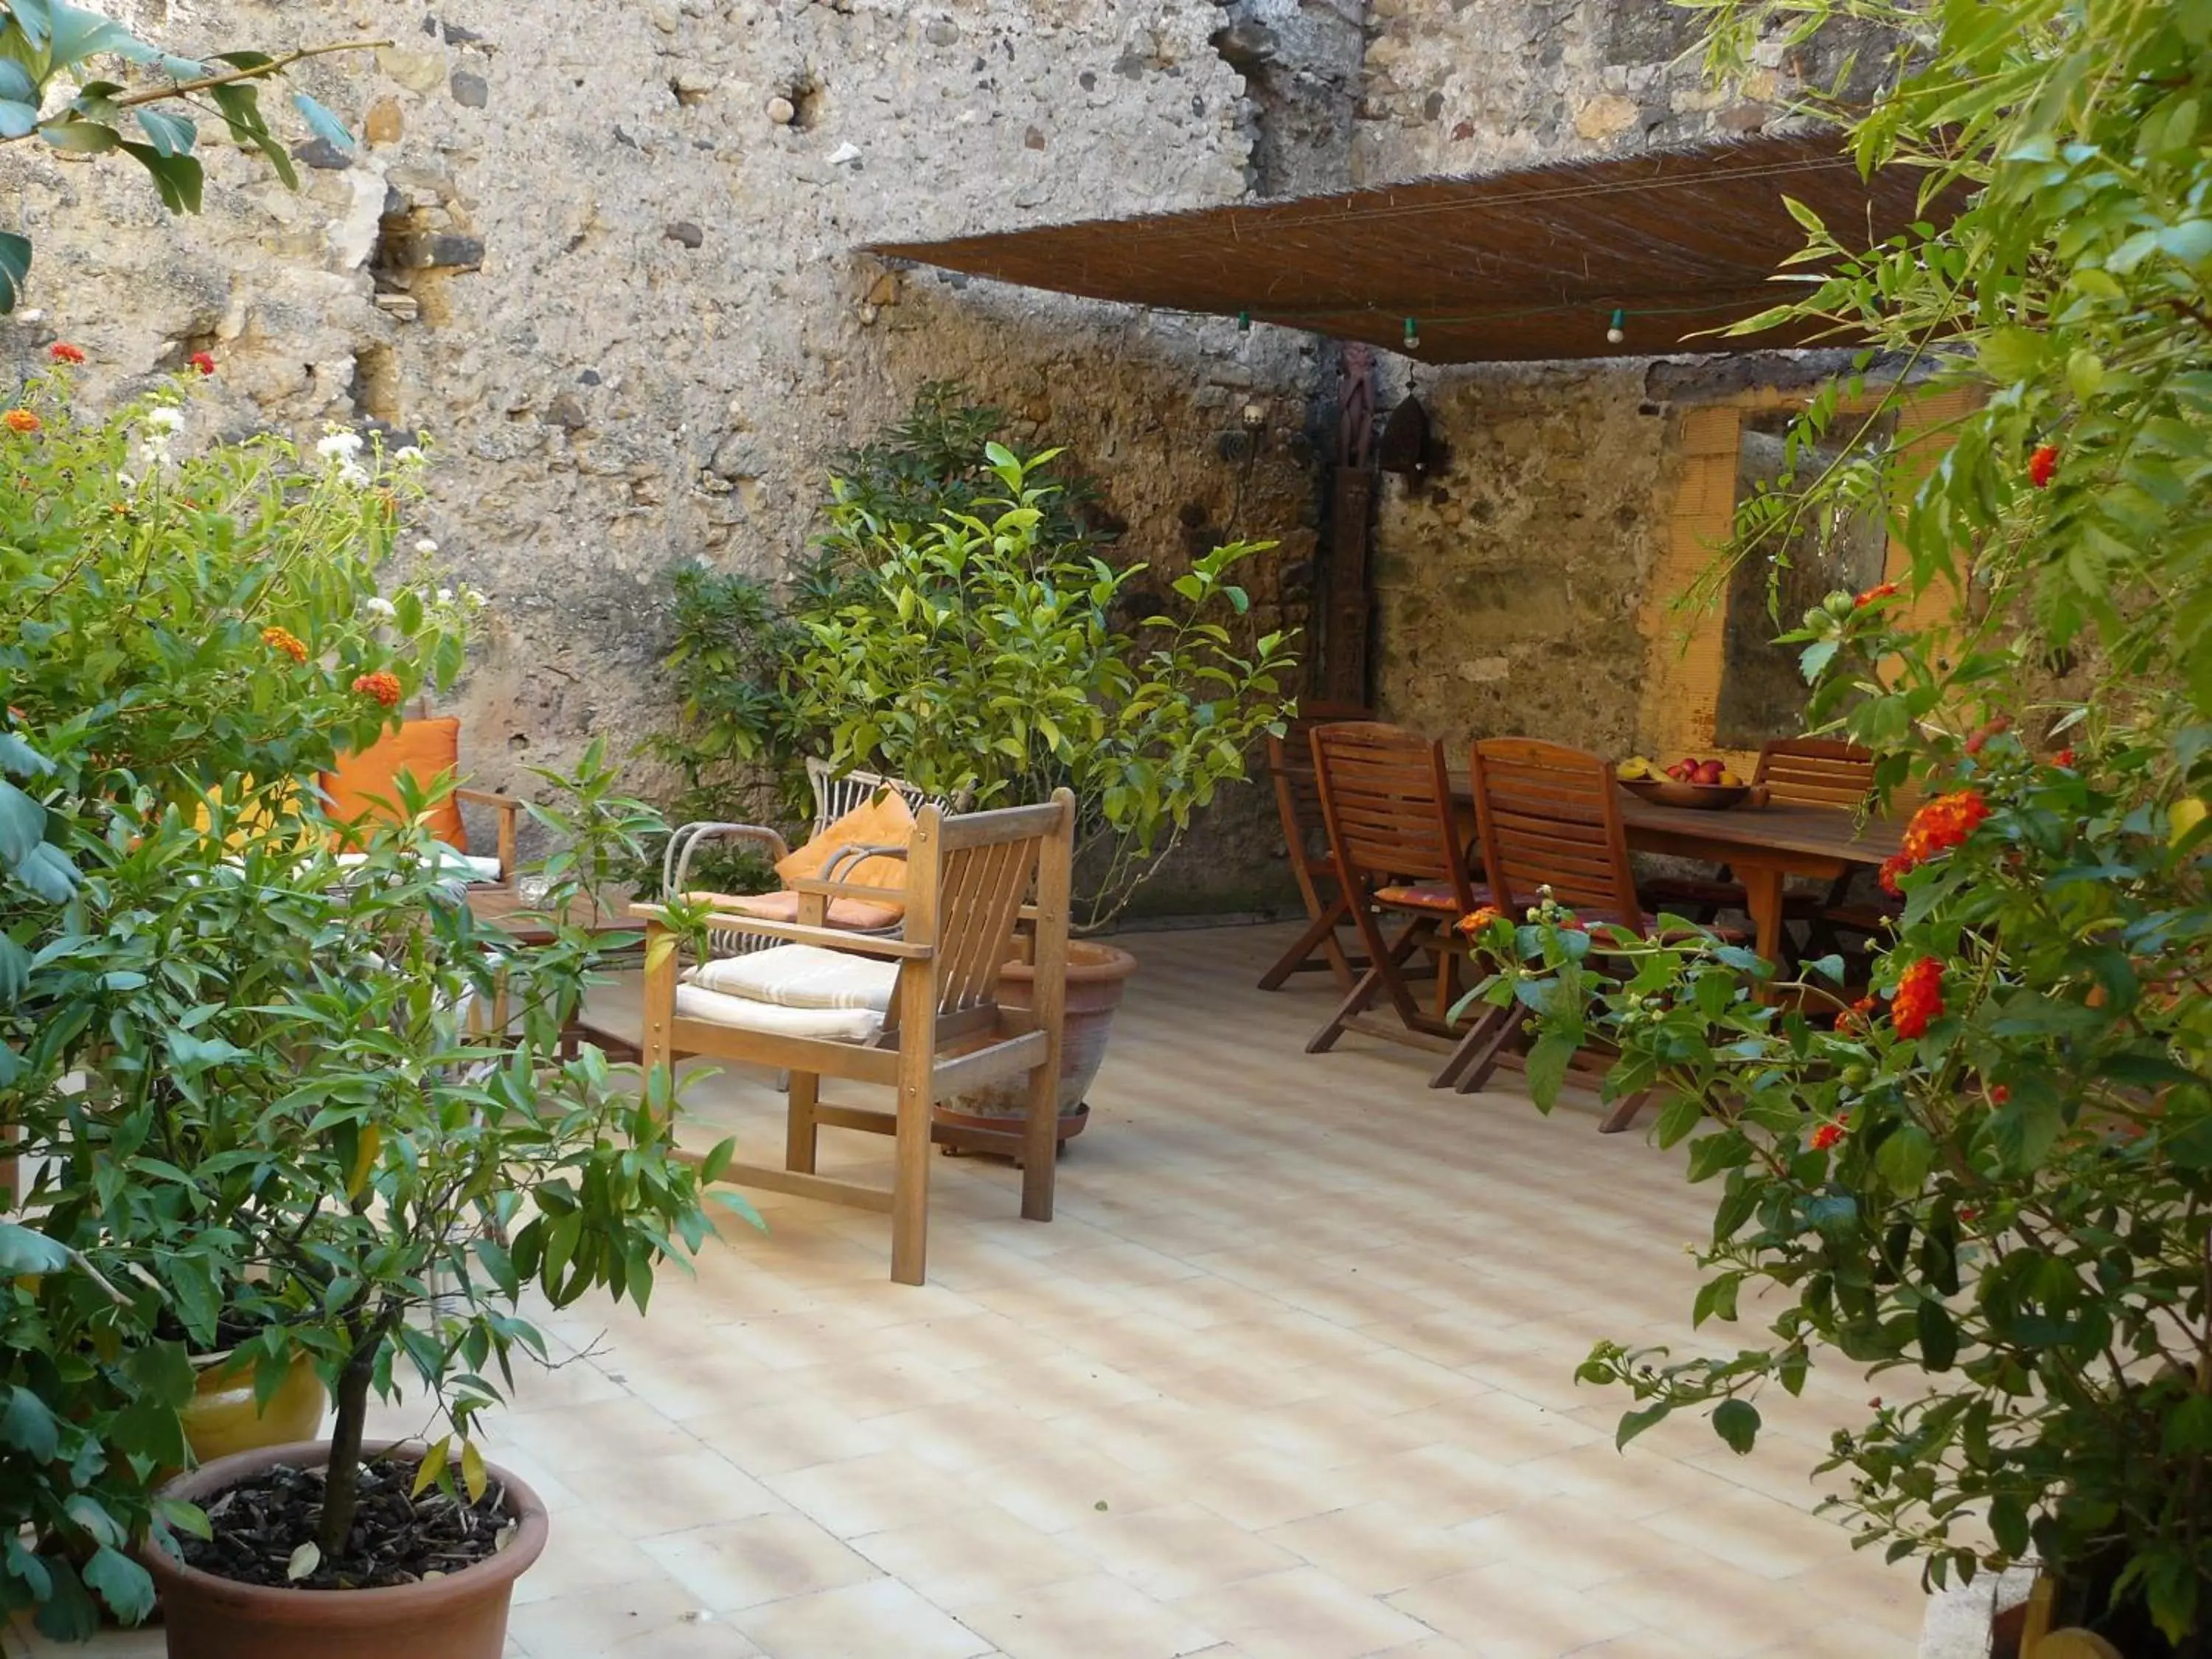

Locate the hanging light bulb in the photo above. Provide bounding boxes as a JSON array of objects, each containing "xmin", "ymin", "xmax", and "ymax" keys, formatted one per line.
[
  {"xmin": 1237, "ymin": 310, "xmax": 1251, "ymax": 333},
  {"xmin": 1605, "ymin": 307, "xmax": 1627, "ymax": 346},
  {"xmin": 1403, "ymin": 316, "xmax": 1422, "ymax": 351}
]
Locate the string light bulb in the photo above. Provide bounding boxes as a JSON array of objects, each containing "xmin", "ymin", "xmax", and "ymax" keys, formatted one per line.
[
  {"xmin": 1605, "ymin": 307, "xmax": 1627, "ymax": 346},
  {"xmin": 1403, "ymin": 316, "xmax": 1421, "ymax": 351},
  {"xmin": 1237, "ymin": 310, "xmax": 1251, "ymax": 332}
]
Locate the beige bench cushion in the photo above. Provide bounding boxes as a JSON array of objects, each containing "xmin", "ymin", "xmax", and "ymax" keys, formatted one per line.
[{"xmin": 683, "ymin": 942, "xmax": 900, "ymax": 1014}]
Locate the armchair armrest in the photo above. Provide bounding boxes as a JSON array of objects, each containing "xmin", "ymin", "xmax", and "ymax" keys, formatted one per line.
[
  {"xmin": 454, "ymin": 787, "xmax": 523, "ymax": 883},
  {"xmin": 663, "ymin": 821, "xmax": 793, "ymax": 898},
  {"xmin": 631, "ymin": 903, "xmax": 930, "ymax": 960}
]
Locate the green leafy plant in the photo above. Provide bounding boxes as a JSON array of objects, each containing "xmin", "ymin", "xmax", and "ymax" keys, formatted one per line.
[
  {"xmin": 786, "ymin": 444, "xmax": 1296, "ymax": 929},
  {"xmin": 0, "ymin": 1, "xmax": 380, "ymax": 312},
  {"xmin": 0, "ymin": 361, "xmax": 733, "ymax": 1629},
  {"xmin": 1461, "ymin": 0, "xmax": 2212, "ymax": 1644}
]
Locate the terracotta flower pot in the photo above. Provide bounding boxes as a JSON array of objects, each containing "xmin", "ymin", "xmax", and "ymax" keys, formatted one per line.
[
  {"xmin": 936, "ymin": 940, "xmax": 1137, "ymax": 1135},
  {"xmin": 180, "ymin": 1351, "xmax": 326, "ymax": 1465},
  {"xmin": 137, "ymin": 1439, "xmax": 548, "ymax": 1659}
]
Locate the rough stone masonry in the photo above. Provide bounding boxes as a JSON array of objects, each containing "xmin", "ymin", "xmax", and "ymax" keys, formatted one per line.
[{"xmin": 1, "ymin": 0, "xmax": 1861, "ymax": 915}]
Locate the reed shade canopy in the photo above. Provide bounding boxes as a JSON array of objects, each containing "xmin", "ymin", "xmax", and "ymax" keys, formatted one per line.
[{"xmin": 866, "ymin": 131, "xmax": 1960, "ymax": 364}]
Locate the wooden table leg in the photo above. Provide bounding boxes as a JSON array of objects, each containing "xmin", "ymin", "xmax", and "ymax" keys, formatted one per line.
[{"xmin": 1741, "ymin": 865, "xmax": 1787, "ymax": 970}]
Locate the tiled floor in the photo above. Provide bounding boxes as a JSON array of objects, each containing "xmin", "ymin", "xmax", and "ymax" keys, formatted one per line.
[{"xmin": 13, "ymin": 923, "xmax": 1927, "ymax": 1658}]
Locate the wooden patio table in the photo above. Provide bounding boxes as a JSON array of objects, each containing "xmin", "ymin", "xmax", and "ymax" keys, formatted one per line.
[
  {"xmin": 1447, "ymin": 777, "xmax": 1902, "ymax": 968},
  {"xmin": 463, "ymin": 885, "xmax": 642, "ymax": 1059}
]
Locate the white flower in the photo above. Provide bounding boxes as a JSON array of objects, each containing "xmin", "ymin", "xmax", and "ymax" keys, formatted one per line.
[
  {"xmin": 414, "ymin": 538, "xmax": 439, "ymax": 555},
  {"xmin": 436, "ymin": 587, "xmax": 454, "ymax": 604},
  {"xmin": 316, "ymin": 427, "xmax": 365, "ymax": 462},
  {"xmin": 143, "ymin": 406, "xmax": 184, "ymax": 434},
  {"xmin": 116, "ymin": 473, "xmax": 138, "ymax": 493},
  {"xmin": 392, "ymin": 445, "xmax": 423, "ymax": 464},
  {"xmin": 364, "ymin": 596, "xmax": 397, "ymax": 618}
]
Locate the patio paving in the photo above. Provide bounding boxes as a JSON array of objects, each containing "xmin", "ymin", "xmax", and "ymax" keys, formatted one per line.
[{"xmin": 13, "ymin": 922, "xmax": 1927, "ymax": 1659}]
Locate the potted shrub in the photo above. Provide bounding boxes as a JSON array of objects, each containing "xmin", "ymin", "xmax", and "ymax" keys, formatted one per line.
[
  {"xmin": 0, "ymin": 361, "xmax": 742, "ymax": 1649},
  {"xmin": 783, "ymin": 443, "xmax": 1298, "ymax": 1136},
  {"xmin": 1459, "ymin": 0, "xmax": 2211, "ymax": 1647}
]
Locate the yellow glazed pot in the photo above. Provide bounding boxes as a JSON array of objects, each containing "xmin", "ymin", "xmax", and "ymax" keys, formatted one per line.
[{"xmin": 180, "ymin": 1351, "xmax": 326, "ymax": 1464}]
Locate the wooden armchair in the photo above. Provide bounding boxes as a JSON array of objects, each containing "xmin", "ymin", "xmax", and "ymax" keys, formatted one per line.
[
  {"xmin": 320, "ymin": 713, "xmax": 522, "ymax": 886},
  {"xmin": 634, "ymin": 790, "xmax": 1074, "ymax": 1286}
]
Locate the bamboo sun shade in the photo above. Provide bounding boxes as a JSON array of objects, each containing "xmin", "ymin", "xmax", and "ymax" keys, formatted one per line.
[{"xmin": 867, "ymin": 130, "xmax": 1957, "ymax": 364}]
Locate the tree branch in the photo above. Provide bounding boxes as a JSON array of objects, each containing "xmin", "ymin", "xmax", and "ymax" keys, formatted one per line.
[{"xmin": 0, "ymin": 38, "xmax": 390, "ymax": 146}]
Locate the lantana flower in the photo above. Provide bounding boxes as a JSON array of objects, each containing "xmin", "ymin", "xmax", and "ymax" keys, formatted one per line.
[
  {"xmin": 4, "ymin": 409, "xmax": 41, "ymax": 434},
  {"xmin": 1892, "ymin": 957, "xmax": 1944, "ymax": 1038},
  {"xmin": 262, "ymin": 626, "xmax": 309, "ymax": 664},
  {"xmin": 352, "ymin": 670, "xmax": 403, "ymax": 707},
  {"xmin": 48, "ymin": 342, "xmax": 86, "ymax": 365},
  {"xmin": 1854, "ymin": 581, "xmax": 1900, "ymax": 608},
  {"xmin": 1879, "ymin": 789, "xmax": 1991, "ymax": 895},
  {"xmin": 189, "ymin": 351, "xmax": 217, "ymax": 376},
  {"xmin": 2028, "ymin": 443, "xmax": 2058, "ymax": 488},
  {"xmin": 1809, "ymin": 1122, "xmax": 1846, "ymax": 1152},
  {"xmin": 1455, "ymin": 905, "xmax": 1507, "ymax": 939}
]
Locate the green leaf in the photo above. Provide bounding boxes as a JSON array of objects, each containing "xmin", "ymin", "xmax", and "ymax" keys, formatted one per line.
[
  {"xmin": 0, "ymin": 1386, "xmax": 61, "ymax": 1460},
  {"xmin": 1916, "ymin": 1299, "xmax": 1959, "ymax": 1371},
  {"xmin": 0, "ymin": 230, "xmax": 27, "ymax": 314},
  {"xmin": 1523, "ymin": 1031, "xmax": 1576, "ymax": 1110},
  {"xmin": 0, "ymin": 1220, "xmax": 69, "ymax": 1275},
  {"xmin": 117, "ymin": 141, "xmax": 204, "ymax": 214},
  {"xmin": 41, "ymin": 1, "xmax": 136, "ymax": 66},
  {"xmin": 80, "ymin": 1548, "xmax": 153, "ymax": 1627},
  {"xmin": 0, "ymin": 778, "xmax": 46, "ymax": 866},
  {"xmin": 38, "ymin": 119, "xmax": 119, "ymax": 153},
  {"xmin": 1615, "ymin": 1402, "xmax": 1671, "ymax": 1450},
  {"xmin": 1711, "ymin": 1398, "xmax": 1760, "ymax": 1454},
  {"xmin": 133, "ymin": 105, "xmax": 195, "ymax": 156},
  {"xmin": 290, "ymin": 91, "xmax": 354, "ymax": 151},
  {"xmin": 0, "ymin": 98, "xmax": 38, "ymax": 139}
]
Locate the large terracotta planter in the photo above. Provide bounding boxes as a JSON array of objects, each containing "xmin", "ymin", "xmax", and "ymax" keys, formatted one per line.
[
  {"xmin": 936, "ymin": 940, "xmax": 1137, "ymax": 1136},
  {"xmin": 180, "ymin": 1351, "xmax": 326, "ymax": 1465},
  {"xmin": 137, "ymin": 1439, "xmax": 548, "ymax": 1659}
]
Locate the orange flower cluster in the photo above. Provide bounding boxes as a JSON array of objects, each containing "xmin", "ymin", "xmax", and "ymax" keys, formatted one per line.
[
  {"xmin": 4, "ymin": 409, "xmax": 41, "ymax": 434},
  {"xmin": 1455, "ymin": 905, "xmax": 1507, "ymax": 939},
  {"xmin": 48, "ymin": 342, "xmax": 85, "ymax": 365},
  {"xmin": 1892, "ymin": 957, "xmax": 1944, "ymax": 1038},
  {"xmin": 261, "ymin": 626, "xmax": 308, "ymax": 664},
  {"xmin": 352, "ymin": 670, "xmax": 403, "ymax": 707},
  {"xmin": 1809, "ymin": 1122, "xmax": 1846, "ymax": 1152},
  {"xmin": 2028, "ymin": 443, "xmax": 2059, "ymax": 489},
  {"xmin": 2053, "ymin": 748, "xmax": 2075, "ymax": 770},
  {"xmin": 1878, "ymin": 789, "xmax": 1991, "ymax": 895},
  {"xmin": 1838, "ymin": 993, "xmax": 1877, "ymax": 1033},
  {"xmin": 1853, "ymin": 581, "xmax": 1900, "ymax": 608}
]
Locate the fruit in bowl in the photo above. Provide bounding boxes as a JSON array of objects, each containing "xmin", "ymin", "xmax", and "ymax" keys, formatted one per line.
[{"xmin": 1616, "ymin": 756, "xmax": 1755, "ymax": 810}]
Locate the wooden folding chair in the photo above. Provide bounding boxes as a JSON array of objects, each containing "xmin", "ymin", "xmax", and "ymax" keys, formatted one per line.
[
  {"xmin": 634, "ymin": 790, "xmax": 1073, "ymax": 1286},
  {"xmin": 1257, "ymin": 700, "xmax": 1373, "ymax": 992},
  {"xmin": 1434, "ymin": 738, "xmax": 1653, "ymax": 1131},
  {"xmin": 1304, "ymin": 722, "xmax": 1489, "ymax": 1055}
]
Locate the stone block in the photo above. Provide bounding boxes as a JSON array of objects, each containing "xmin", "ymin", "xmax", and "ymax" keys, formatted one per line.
[
  {"xmin": 364, "ymin": 98, "xmax": 403, "ymax": 145},
  {"xmin": 376, "ymin": 48, "xmax": 447, "ymax": 94},
  {"xmin": 451, "ymin": 71, "xmax": 490, "ymax": 108}
]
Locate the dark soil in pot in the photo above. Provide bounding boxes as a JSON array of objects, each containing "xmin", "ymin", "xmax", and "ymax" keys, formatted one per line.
[{"xmin": 138, "ymin": 1439, "xmax": 548, "ymax": 1659}]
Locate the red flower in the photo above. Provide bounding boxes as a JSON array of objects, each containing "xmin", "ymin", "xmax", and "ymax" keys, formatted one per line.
[
  {"xmin": 1877, "ymin": 853, "xmax": 1911, "ymax": 897},
  {"xmin": 1455, "ymin": 905, "xmax": 1507, "ymax": 939},
  {"xmin": 3, "ymin": 409, "xmax": 40, "ymax": 434},
  {"xmin": 1989, "ymin": 1085, "xmax": 2010, "ymax": 1105},
  {"xmin": 1810, "ymin": 1122, "xmax": 1846, "ymax": 1152},
  {"xmin": 47, "ymin": 342, "xmax": 85, "ymax": 365},
  {"xmin": 261, "ymin": 626, "xmax": 309, "ymax": 664},
  {"xmin": 1964, "ymin": 714, "xmax": 2010, "ymax": 756},
  {"xmin": 1881, "ymin": 790, "xmax": 1991, "ymax": 894},
  {"xmin": 1892, "ymin": 957, "xmax": 1944, "ymax": 1039},
  {"xmin": 2053, "ymin": 748, "xmax": 2075, "ymax": 769},
  {"xmin": 2028, "ymin": 443, "xmax": 2058, "ymax": 489},
  {"xmin": 352, "ymin": 669, "xmax": 403, "ymax": 707},
  {"xmin": 1853, "ymin": 581, "xmax": 1901, "ymax": 608},
  {"xmin": 1838, "ymin": 994, "xmax": 1877, "ymax": 1033},
  {"xmin": 188, "ymin": 351, "xmax": 217, "ymax": 377}
]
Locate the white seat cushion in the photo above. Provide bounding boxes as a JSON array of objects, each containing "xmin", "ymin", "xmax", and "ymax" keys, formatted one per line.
[
  {"xmin": 685, "ymin": 944, "xmax": 900, "ymax": 1012},
  {"xmin": 674, "ymin": 984, "xmax": 885, "ymax": 1041},
  {"xmin": 335, "ymin": 846, "xmax": 504, "ymax": 883}
]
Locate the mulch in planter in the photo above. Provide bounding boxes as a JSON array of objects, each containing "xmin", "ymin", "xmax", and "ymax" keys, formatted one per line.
[{"xmin": 179, "ymin": 1456, "xmax": 514, "ymax": 1592}]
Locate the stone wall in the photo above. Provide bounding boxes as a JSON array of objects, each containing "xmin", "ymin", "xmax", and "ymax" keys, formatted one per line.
[{"xmin": 1, "ymin": 0, "xmax": 1326, "ymax": 911}]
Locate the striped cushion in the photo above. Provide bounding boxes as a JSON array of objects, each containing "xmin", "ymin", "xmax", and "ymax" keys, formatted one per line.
[
  {"xmin": 675, "ymin": 984, "xmax": 885, "ymax": 1040},
  {"xmin": 697, "ymin": 888, "xmax": 905, "ymax": 933},
  {"xmin": 1375, "ymin": 883, "xmax": 1483, "ymax": 912},
  {"xmin": 684, "ymin": 943, "xmax": 899, "ymax": 1012}
]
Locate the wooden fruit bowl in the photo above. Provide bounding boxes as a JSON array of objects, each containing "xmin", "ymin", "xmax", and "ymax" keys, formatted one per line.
[{"xmin": 1618, "ymin": 777, "xmax": 1761, "ymax": 810}]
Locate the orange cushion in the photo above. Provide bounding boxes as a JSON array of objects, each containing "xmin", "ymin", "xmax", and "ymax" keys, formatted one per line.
[
  {"xmin": 775, "ymin": 790, "xmax": 915, "ymax": 904},
  {"xmin": 694, "ymin": 889, "xmax": 906, "ymax": 932},
  {"xmin": 1376, "ymin": 882, "xmax": 1484, "ymax": 912},
  {"xmin": 320, "ymin": 717, "xmax": 468, "ymax": 852}
]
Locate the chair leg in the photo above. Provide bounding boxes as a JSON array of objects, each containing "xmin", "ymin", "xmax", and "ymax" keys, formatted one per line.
[
  {"xmin": 1453, "ymin": 1013, "xmax": 1526, "ymax": 1096},
  {"xmin": 1599, "ymin": 1088, "xmax": 1652, "ymax": 1134},
  {"xmin": 890, "ymin": 985, "xmax": 936, "ymax": 1287},
  {"xmin": 1306, "ymin": 917, "xmax": 1422, "ymax": 1053},
  {"xmin": 1430, "ymin": 1001, "xmax": 1509, "ymax": 1089},
  {"xmin": 785, "ymin": 1070, "xmax": 820, "ymax": 1174},
  {"xmin": 1257, "ymin": 894, "xmax": 1354, "ymax": 992},
  {"xmin": 1019, "ymin": 1059, "xmax": 1057, "ymax": 1223}
]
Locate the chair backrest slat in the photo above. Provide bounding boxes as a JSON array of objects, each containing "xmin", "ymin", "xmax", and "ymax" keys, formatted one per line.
[
  {"xmin": 1756, "ymin": 737, "xmax": 1877, "ymax": 810},
  {"xmin": 902, "ymin": 795, "xmax": 1072, "ymax": 1020},
  {"xmin": 1470, "ymin": 737, "xmax": 1643, "ymax": 929},
  {"xmin": 1311, "ymin": 722, "xmax": 1473, "ymax": 905}
]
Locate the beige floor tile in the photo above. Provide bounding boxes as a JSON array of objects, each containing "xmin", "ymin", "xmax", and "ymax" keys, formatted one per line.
[
  {"xmin": 1060, "ymin": 1501, "xmax": 1304, "ymax": 1601},
  {"xmin": 1635, "ymin": 1486, "xmax": 1864, "ymax": 1581},
  {"xmin": 678, "ymin": 1397, "xmax": 891, "ymax": 1478},
  {"xmin": 1385, "ymin": 1561, "xmax": 1644, "ymax": 1655},
  {"xmin": 1175, "ymin": 1448, "xmax": 1369, "ymax": 1532},
  {"xmin": 1172, "ymin": 1566, "xmax": 1436, "ymax": 1659},
  {"xmin": 1589, "ymin": 1567, "xmax": 1876, "ymax": 1659},
  {"xmin": 952, "ymin": 1572, "xmax": 1223, "ymax": 1659},
  {"xmin": 508, "ymin": 1509, "xmax": 667, "ymax": 1607},
  {"xmin": 556, "ymin": 1447, "xmax": 785, "ymax": 1540},
  {"xmin": 1742, "ymin": 1617, "xmax": 1917, "ymax": 1658},
  {"xmin": 731, "ymin": 1578, "xmax": 994, "ymax": 1659},
  {"xmin": 1346, "ymin": 1444, "xmax": 1556, "ymax": 1530},
  {"xmin": 966, "ymin": 1450, "xmax": 1174, "ymax": 1534},
  {"xmin": 639, "ymin": 1513, "xmax": 883, "ymax": 1613},
  {"xmin": 497, "ymin": 1396, "xmax": 703, "ymax": 1475},
  {"xmin": 852, "ymin": 1505, "xmax": 1091, "ymax": 1605},
  {"xmin": 506, "ymin": 1576, "xmax": 766, "ymax": 1656},
  {"xmin": 1260, "ymin": 1501, "xmax": 1493, "ymax": 1596},
  {"xmin": 766, "ymin": 1450, "xmax": 990, "ymax": 1539}
]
